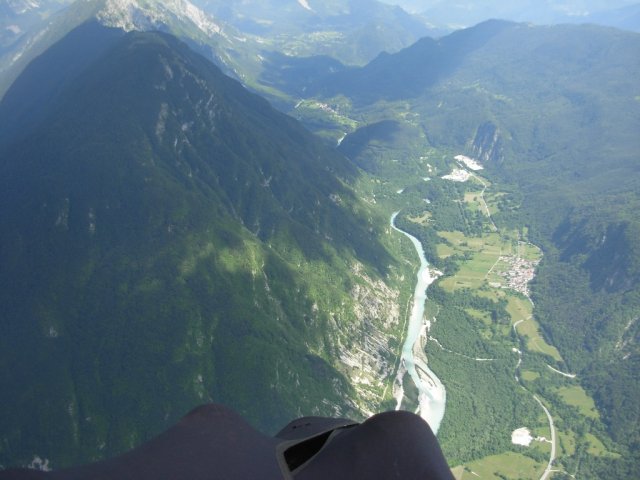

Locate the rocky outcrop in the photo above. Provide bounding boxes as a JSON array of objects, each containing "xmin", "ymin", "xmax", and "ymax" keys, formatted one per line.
[
  {"xmin": 336, "ymin": 262, "xmax": 401, "ymax": 416},
  {"xmin": 471, "ymin": 121, "xmax": 503, "ymax": 164}
]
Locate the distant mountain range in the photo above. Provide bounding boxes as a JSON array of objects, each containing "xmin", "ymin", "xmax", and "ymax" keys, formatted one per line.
[
  {"xmin": 190, "ymin": 0, "xmax": 439, "ymax": 64},
  {"xmin": 0, "ymin": 0, "xmax": 438, "ymax": 101},
  {"xmin": 380, "ymin": 0, "xmax": 640, "ymax": 32}
]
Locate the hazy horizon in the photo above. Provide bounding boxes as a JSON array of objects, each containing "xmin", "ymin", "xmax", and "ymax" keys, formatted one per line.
[{"xmin": 377, "ymin": 0, "xmax": 640, "ymax": 26}]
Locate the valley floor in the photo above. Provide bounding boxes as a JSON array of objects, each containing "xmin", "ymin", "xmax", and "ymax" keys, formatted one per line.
[{"xmin": 370, "ymin": 154, "xmax": 619, "ymax": 479}]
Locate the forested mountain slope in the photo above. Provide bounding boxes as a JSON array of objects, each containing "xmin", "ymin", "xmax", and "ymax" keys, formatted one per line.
[{"xmin": 0, "ymin": 22, "xmax": 398, "ymax": 468}]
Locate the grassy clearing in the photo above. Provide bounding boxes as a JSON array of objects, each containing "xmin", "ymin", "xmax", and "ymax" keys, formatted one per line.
[
  {"xmin": 522, "ymin": 370, "xmax": 540, "ymax": 381},
  {"xmin": 506, "ymin": 296, "xmax": 532, "ymax": 322},
  {"xmin": 556, "ymin": 386, "xmax": 600, "ymax": 419},
  {"xmin": 408, "ymin": 211, "xmax": 431, "ymax": 225},
  {"xmin": 507, "ymin": 297, "xmax": 563, "ymax": 362},
  {"xmin": 485, "ymin": 257, "xmax": 509, "ymax": 286},
  {"xmin": 456, "ymin": 452, "xmax": 545, "ymax": 480},
  {"xmin": 558, "ymin": 430, "xmax": 577, "ymax": 456},
  {"xmin": 440, "ymin": 250, "xmax": 501, "ymax": 290},
  {"xmin": 517, "ymin": 318, "xmax": 563, "ymax": 361},
  {"xmin": 585, "ymin": 433, "xmax": 621, "ymax": 458},
  {"xmin": 535, "ymin": 422, "xmax": 552, "ymax": 441},
  {"xmin": 464, "ymin": 307, "xmax": 492, "ymax": 324},
  {"xmin": 533, "ymin": 437, "xmax": 552, "ymax": 456},
  {"xmin": 440, "ymin": 231, "xmax": 503, "ymax": 251},
  {"xmin": 437, "ymin": 243, "xmax": 456, "ymax": 258},
  {"xmin": 463, "ymin": 191, "xmax": 485, "ymax": 214},
  {"xmin": 519, "ymin": 242, "xmax": 543, "ymax": 262}
]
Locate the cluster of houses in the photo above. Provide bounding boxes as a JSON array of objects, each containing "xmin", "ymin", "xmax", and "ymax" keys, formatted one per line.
[{"xmin": 498, "ymin": 255, "xmax": 539, "ymax": 296}]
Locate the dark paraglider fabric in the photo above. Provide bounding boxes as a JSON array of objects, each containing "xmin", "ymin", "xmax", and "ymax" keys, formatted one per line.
[
  {"xmin": 0, "ymin": 404, "xmax": 454, "ymax": 480},
  {"xmin": 284, "ymin": 410, "xmax": 454, "ymax": 480}
]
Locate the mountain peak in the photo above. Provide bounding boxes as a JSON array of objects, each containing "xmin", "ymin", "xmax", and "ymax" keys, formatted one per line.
[{"xmin": 96, "ymin": 0, "xmax": 222, "ymax": 36}]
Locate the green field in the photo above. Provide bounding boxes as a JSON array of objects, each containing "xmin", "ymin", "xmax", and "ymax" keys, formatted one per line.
[
  {"xmin": 505, "ymin": 296, "xmax": 531, "ymax": 322},
  {"xmin": 408, "ymin": 211, "xmax": 432, "ymax": 226},
  {"xmin": 463, "ymin": 191, "xmax": 486, "ymax": 214},
  {"xmin": 558, "ymin": 430, "xmax": 577, "ymax": 456},
  {"xmin": 437, "ymin": 243, "xmax": 456, "ymax": 258},
  {"xmin": 508, "ymin": 297, "xmax": 563, "ymax": 362},
  {"xmin": 585, "ymin": 433, "xmax": 621, "ymax": 458},
  {"xmin": 454, "ymin": 452, "xmax": 546, "ymax": 480},
  {"xmin": 556, "ymin": 386, "xmax": 600, "ymax": 419},
  {"xmin": 521, "ymin": 370, "xmax": 541, "ymax": 382},
  {"xmin": 518, "ymin": 242, "xmax": 543, "ymax": 262},
  {"xmin": 438, "ymin": 231, "xmax": 502, "ymax": 291}
]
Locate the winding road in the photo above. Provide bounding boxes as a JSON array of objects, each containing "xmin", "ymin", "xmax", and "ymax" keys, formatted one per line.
[
  {"xmin": 513, "ymin": 320, "xmax": 558, "ymax": 479},
  {"xmin": 534, "ymin": 395, "xmax": 557, "ymax": 480}
]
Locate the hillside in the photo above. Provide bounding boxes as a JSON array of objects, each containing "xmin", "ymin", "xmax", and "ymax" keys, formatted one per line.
[{"xmin": 0, "ymin": 22, "xmax": 400, "ymax": 468}]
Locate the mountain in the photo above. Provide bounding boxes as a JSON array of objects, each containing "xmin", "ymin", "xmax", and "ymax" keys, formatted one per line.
[
  {"xmin": 0, "ymin": 21, "xmax": 401, "ymax": 468},
  {"xmin": 298, "ymin": 19, "xmax": 640, "ymax": 475},
  {"xmin": 0, "ymin": 0, "xmax": 265, "ymax": 101},
  {"xmin": 0, "ymin": 0, "xmax": 441, "ymax": 105},
  {"xmin": 191, "ymin": 0, "xmax": 436, "ymax": 65},
  {"xmin": 379, "ymin": 0, "xmax": 640, "ymax": 29}
]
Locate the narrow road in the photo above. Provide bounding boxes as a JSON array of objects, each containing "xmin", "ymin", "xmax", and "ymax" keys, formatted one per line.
[
  {"xmin": 534, "ymin": 395, "xmax": 557, "ymax": 480},
  {"xmin": 547, "ymin": 365, "xmax": 577, "ymax": 379},
  {"xmin": 513, "ymin": 321, "xmax": 557, "ymax": 480},
  {"xmin": 471, "ymin": 173, "xmax": 497, "ymax": 231}
]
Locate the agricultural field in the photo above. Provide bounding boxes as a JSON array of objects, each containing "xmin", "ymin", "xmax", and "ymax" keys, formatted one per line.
[{"xmin": 453, "ymin": 452, "xmax": 546, "ymax": 480}]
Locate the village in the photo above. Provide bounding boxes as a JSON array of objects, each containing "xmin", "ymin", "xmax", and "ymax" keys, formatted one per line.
[{"xmin": 495, "ymin": 253, "xmax": 540, "ymax": 297}]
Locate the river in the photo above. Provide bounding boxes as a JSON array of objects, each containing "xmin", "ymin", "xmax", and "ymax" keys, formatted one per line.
[{"xmin": 390, "ymin": 212, "xmax": 447, "ymax": 434}]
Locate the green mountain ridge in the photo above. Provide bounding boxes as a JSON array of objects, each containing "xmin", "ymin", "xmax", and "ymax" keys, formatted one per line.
[{"xmin": 0, "ymin": 22, "xmax": 398, "ymax": 467}]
